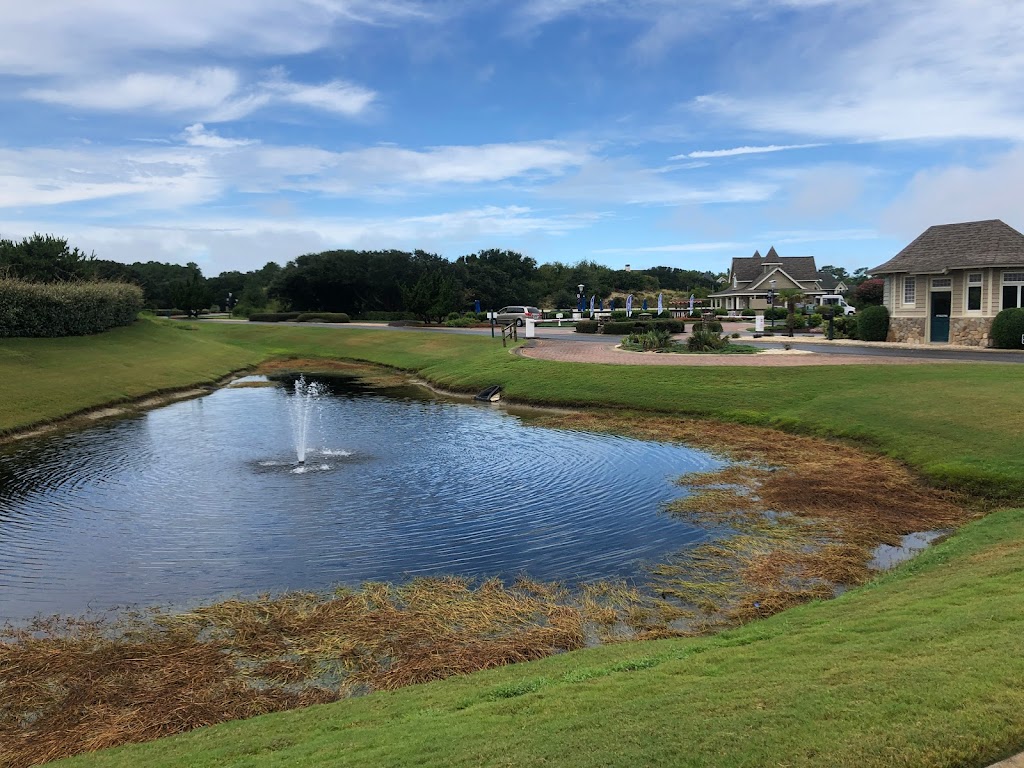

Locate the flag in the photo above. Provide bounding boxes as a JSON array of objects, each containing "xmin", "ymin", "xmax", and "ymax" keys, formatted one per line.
[
  {"xmin": 589, "ymin": 294, "xmax": 595, "ymax": 316},
  {"xmin": 688, "ymin": 294, "xmax": 695, "ymax": 314},
  {"xmin": 626, "ymin": 294, "xmax": 634, "ymax": 317},
  {"xmin": 657, "ymin": 293, "xmax": 663, "ymax": 315}
]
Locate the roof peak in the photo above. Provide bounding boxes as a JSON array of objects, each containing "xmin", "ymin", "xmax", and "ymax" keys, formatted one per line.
[{"xmin": 764, "ymin": 246, "xmax": 780, "ymax": 260}]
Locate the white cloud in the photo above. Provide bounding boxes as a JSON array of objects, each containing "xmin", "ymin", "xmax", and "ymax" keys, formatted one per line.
[
  {"xmin": 25, "ymin": 69, "xmax": 243, "ymax": 113},
  {"xmin": 182, "ymin": 124, "xmax": 258, "ymax": 149},
  {"xmin": 880, "ymin": 148, "xmax": 1024, "ymax": 239},
  {"xmin": 541, "ymin": 158, "xmax": 777, "ymax": 205},
  {"xmin": 0, "ymin": 137, "xmax": 591, "ymax": 212},
  {"xmin": 675, "ymin": 144, "xmax": 826, "ymax": 160},
  {"xmin": 593, "ymin": 241, "xmax": 744, "ymax": 254},
  {"xmin": 262, "ymin": 74, "xmax": 377, "ymax": 117},
  {"xmin": 0, "ymin": 1, "xmax": 432, "ymax": 76},
  {"xmin": 23, "ymin": 69, "xmax": 376, "ymax": 121},
  {"xmin": 692, "ymin": 0, "xmax": 1024, "ymax": 143},
  {"xmin": 0, "ymin": 205, "xmax": 601, "ymax": 274}
]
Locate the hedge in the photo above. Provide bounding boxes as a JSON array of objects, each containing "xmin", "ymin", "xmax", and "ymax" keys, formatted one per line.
[
  {"xmin": 990, "ymin": 307, "xmax": 1024, "ymax": 349},
  {"xmin": 248, "ymin": 312, "xmax": 303, "ymax": 322},
  {"xmin": 575, "ymin": 320, "xmax": 599, "ymax": 334},
  {"xmin": 857, "ymin": 305, "xmax": 890, "ymax": 341},
  {"xmin": 601, "ymin": 319, "xmax": 685, "ymax": 335},
  {"xmin": 0, "ymin": 279, "xmax": 143, "ymax": 337},
  {"xmin": 295, "ymin": 312, "xmax": 351, "ymax": 323}
]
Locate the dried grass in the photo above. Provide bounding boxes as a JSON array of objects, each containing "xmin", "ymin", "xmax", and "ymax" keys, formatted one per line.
[{"xmin": 531, "ymin": 410, "xmax": 974, "ymax": 630}]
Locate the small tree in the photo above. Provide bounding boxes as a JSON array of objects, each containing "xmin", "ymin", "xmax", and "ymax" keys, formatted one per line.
[
  {"xmin": 852, "ymin": 278, "xmax": 884, "ymax": 307},
  {"xmin": 170, "ymin": 263, "xmax": 211, "ymax": 318},
  {"xmin": 779, "ymin": 289, "xmax": 805, "ymax": 337}
]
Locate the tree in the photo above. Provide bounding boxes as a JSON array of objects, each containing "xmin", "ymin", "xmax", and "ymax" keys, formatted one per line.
[
  {"xmin": 0, "ymin": 234, "xmax": 94, "ymax": 281},
  {"xmin": 170, "ymin": 263, "xmax": 212, "ymax": 318},
  {"xmin": 401, "ymin": 269, "xmax": 461, "ymax": 323},
  {"xmin": 851, "ymin": 278, "xmax": 884, "ymax": 307},
  {"xmin": 779, "ymin": 288, "xmax": 805, "ymax": 337}
]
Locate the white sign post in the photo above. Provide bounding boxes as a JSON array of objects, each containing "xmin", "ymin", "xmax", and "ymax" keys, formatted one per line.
[{"xmin": 755, "ymin": 314, "xmax": 765, "ymax": 333}]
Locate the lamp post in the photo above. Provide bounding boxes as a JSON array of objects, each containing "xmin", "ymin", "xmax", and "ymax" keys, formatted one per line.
[
  {"xmin": 576, "ymin": 283, "xmax": 585, "ymax": 313},
  {"xmin": 768, "ymin": 279, "xmax": 777, "ymax": 332}
]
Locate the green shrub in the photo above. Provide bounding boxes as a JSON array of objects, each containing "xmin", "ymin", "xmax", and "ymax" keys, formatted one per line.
[
  {"xmin": 858, "ymin": 305, "xmax": 890, "ymax": 341},
  {"xmin": 602, "ymin": 320, "xmax": 641, "ymax": 335},
  {"xmin": 610, "ymin": 310, "xmax": 628, "ymax": 320},
  {"xmin": 575, "ymin": 320, "xmax": 599, "ymax": 334},
  {"xmin": 152, "ymin": 308, "xmax": 184, "ymax": 317},
  {"xmin": 626, "ymin": 327, "xmax": 673, "ymax": 351},
  {"xmin": 990, "ymin": 308, "xmax": 1024, "ymax": 349},
  {"xmin": 808, "ymin": 313, "xmax": 824, "ymax": 329},
  {"xmin": 443, "ymin": 315, "xmax": 477, "ymax": 328},
  {"xmin": 687, "ymin": 326, "xmax": 729, "ymax": 352},
  {"xmin": 0, "ymin": 279, "xmax": 143, "ymax": 337},
  {"xmin": 358, "ymin": 311, "xmax": 416, "ymax": 322},
  {"xmin": 832, "ymin": 315, "xmax": 859, "ymax": 339},
  {"xmin": 740, "ymin": 309, "xmax": 755, "ymax": 317},
  {"xmin": 714, "ymin": 308, "xmax": 729, "ymax": 316},
  {"xmin": 248, "ymin": 312, "xmax": 302, "ymax": 322},
  {"xmin": 296, "ymin": 312, "xmax": 351, "ymax": 323},
  {"xmin": 699, "ymin": 320, "xmax": 723, "ymax": 333},
  {"xmin": 765, "ymin": 307, "xmax": 788, "ymax": 321}
]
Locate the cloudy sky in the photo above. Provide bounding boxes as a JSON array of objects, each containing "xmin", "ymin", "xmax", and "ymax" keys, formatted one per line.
[{"xmin": 2, "ymin": 0, "xmax": 1023, "ymax": 276}]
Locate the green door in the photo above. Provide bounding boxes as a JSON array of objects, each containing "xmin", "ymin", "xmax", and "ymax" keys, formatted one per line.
[{"xmin": 930, "ymin": 291, "xmax": 951, "ymax": 343}]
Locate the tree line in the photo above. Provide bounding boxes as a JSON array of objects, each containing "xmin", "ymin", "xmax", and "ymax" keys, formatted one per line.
[{"xmin": 0, "ymin": 234, "xmax": 873, "ymax": 321}]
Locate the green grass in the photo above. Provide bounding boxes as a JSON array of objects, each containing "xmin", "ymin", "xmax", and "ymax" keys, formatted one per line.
[
  {"xmin": 4, "ymin": 319, "xmax": 1024, "ymax": 499},
  {"xmin": 57, "ymin": 508, "xmax": 1024, "ymax": 768},
  {"xmin": 4, "ymin": 319, "xmax": 1024, "ymax": 766}
]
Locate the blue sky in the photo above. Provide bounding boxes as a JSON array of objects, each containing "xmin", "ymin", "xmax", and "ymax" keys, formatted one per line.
[{"xmin": 2, "ymin": 0, "xmax": 1023, "ymax": 277}]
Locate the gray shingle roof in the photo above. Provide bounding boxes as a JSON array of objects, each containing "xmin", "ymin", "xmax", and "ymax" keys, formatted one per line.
[
  {"xmin": 731, "ymin": 251, "xmax": 820, "ymax": 283},
  {"xmin": 871, "ymin": 219, "xmax": 1024, "ymax": 274}
]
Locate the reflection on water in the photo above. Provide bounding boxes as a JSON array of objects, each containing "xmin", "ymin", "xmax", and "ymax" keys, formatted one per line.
[{"xmin": 0, "ymin": 375, "xmax": 726, "ymax": 622}]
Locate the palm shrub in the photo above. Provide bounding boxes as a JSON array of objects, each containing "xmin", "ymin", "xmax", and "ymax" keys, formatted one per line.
[
  {"xmin": 990, "ymin": 308, "xmax": 1024, "ymax": 349},
  {"xmin": 858, "ymin": 305, "xmax": 890, "ymax": 341},
  {"xmin": 687, "ymin": 325, "xmax": 729, "ymax": 352},
  {"xmin": 0, "ymin": 279, "xmax": 142, "ymax": 337},
  {"xmin": 626, "ymin": 327, "xmax": 673, "ymax": 350}
]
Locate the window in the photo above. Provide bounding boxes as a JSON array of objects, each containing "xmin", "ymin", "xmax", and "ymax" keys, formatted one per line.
[
  {"xmin": 903, "ymin": 276, "xmax": 916, "ymax": 306},
  {"xmin": 1003, "ymin": 272, "xmax": 1024, "ymax": 309},
  {"xmin": 967, "ymin": 273, "xmax": 982, "ymax": 312},
  {"xmin": 932, "ymin": 278, "xmax": 952, "ymax": 288}
]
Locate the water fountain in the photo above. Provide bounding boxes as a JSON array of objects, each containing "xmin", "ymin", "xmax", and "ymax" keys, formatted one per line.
[{"xmin": 289, "ymin": 375, "xmax": 324, "ymax": 464}]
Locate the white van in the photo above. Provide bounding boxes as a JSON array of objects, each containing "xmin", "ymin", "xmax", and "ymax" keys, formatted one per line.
[{"xmin": 815, "ymin": 295, "xmax": 856, "ymax": 315}]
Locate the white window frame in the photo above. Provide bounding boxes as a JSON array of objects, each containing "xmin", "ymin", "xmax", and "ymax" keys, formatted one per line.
[
  {"xmin": 966, "ymin": 273, "xmax": 983, "ymax": 313},
  {"xmin": 903, "ymin": 276, "xmax": 916, "ymax": 307},
  {"xmin": 1003, "ymin": 272, "xmax": 1024, "ymax": 310}
]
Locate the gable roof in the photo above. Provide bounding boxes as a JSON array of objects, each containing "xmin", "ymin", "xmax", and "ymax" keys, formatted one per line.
[
  {"xmin": 730, "ymin": 249, "xmax": 820, "ymax": 283},
  {"xmin": 871, "ymin": 219, "xmax": 1024, "ymax": 274}
]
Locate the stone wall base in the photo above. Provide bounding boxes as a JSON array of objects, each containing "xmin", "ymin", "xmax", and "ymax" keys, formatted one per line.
[
  {"xmin": 887, "ymin": 317, "xmax": 926, "ymax": 344},
  {"xmin": 886, "ymin": 316, "xmax": 993, "ymax": 346},
  {"xmin": 949, "ymin": 317, "xmax": 993, "ymax": 347}
]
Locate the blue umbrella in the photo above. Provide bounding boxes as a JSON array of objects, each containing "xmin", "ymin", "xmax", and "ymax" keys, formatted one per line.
[{"xmin": 642, "ymin": 298, "xmax": 648, "ymax": 311}]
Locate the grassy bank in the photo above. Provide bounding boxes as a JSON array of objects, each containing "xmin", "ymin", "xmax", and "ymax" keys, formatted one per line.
[
  {"xmin": 5, "ymin": 319, "xmax": 1021, "ymax": 501},
  {"xmin": 58, "ymin": 507, "xmax": 1024, "ymax": 768}
]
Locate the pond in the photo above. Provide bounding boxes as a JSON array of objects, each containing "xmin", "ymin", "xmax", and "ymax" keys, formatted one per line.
[{"xmin": 0, "ymin": 375, "xmax": 729, "ymax": 623}]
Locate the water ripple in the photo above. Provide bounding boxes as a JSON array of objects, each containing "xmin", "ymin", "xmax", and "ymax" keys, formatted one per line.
[{"xmin": 0, "ymin": 378, "xmax": 728, "ymax": 622}]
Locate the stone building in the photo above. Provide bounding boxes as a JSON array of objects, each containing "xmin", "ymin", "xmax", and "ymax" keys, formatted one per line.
[{"xmin": 871, "ymin": 219, "xmax": 1024, "ymax": 346}]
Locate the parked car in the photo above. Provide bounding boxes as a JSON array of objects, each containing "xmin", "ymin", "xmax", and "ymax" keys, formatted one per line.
[{"xmin": 495, "ymin": 306, "xmax": 542, "ymax": 327}]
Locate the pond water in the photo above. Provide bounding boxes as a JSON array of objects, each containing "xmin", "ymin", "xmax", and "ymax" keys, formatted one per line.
[{"xmin": 0, "ymin": 375, "xmax": 728, "ymax": 623}]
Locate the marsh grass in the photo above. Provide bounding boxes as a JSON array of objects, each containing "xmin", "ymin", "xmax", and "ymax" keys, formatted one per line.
[
  {"xmin": 0, "ymin": 577, "xmax": 663, "ymax": 768},
  {"xmin": 532, "ymin": 410, "xmax": 972, "ymax": 630}
]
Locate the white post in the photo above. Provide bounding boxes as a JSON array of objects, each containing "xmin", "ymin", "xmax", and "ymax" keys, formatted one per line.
[{"xmin": 525, "ymin": 317, "xmax": 536, "ymax": 338}]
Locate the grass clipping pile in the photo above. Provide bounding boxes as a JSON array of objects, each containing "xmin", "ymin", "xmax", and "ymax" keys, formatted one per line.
[{"xmin": 0, "ymin": 411, "xmax": 973, "ymax": 767}]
